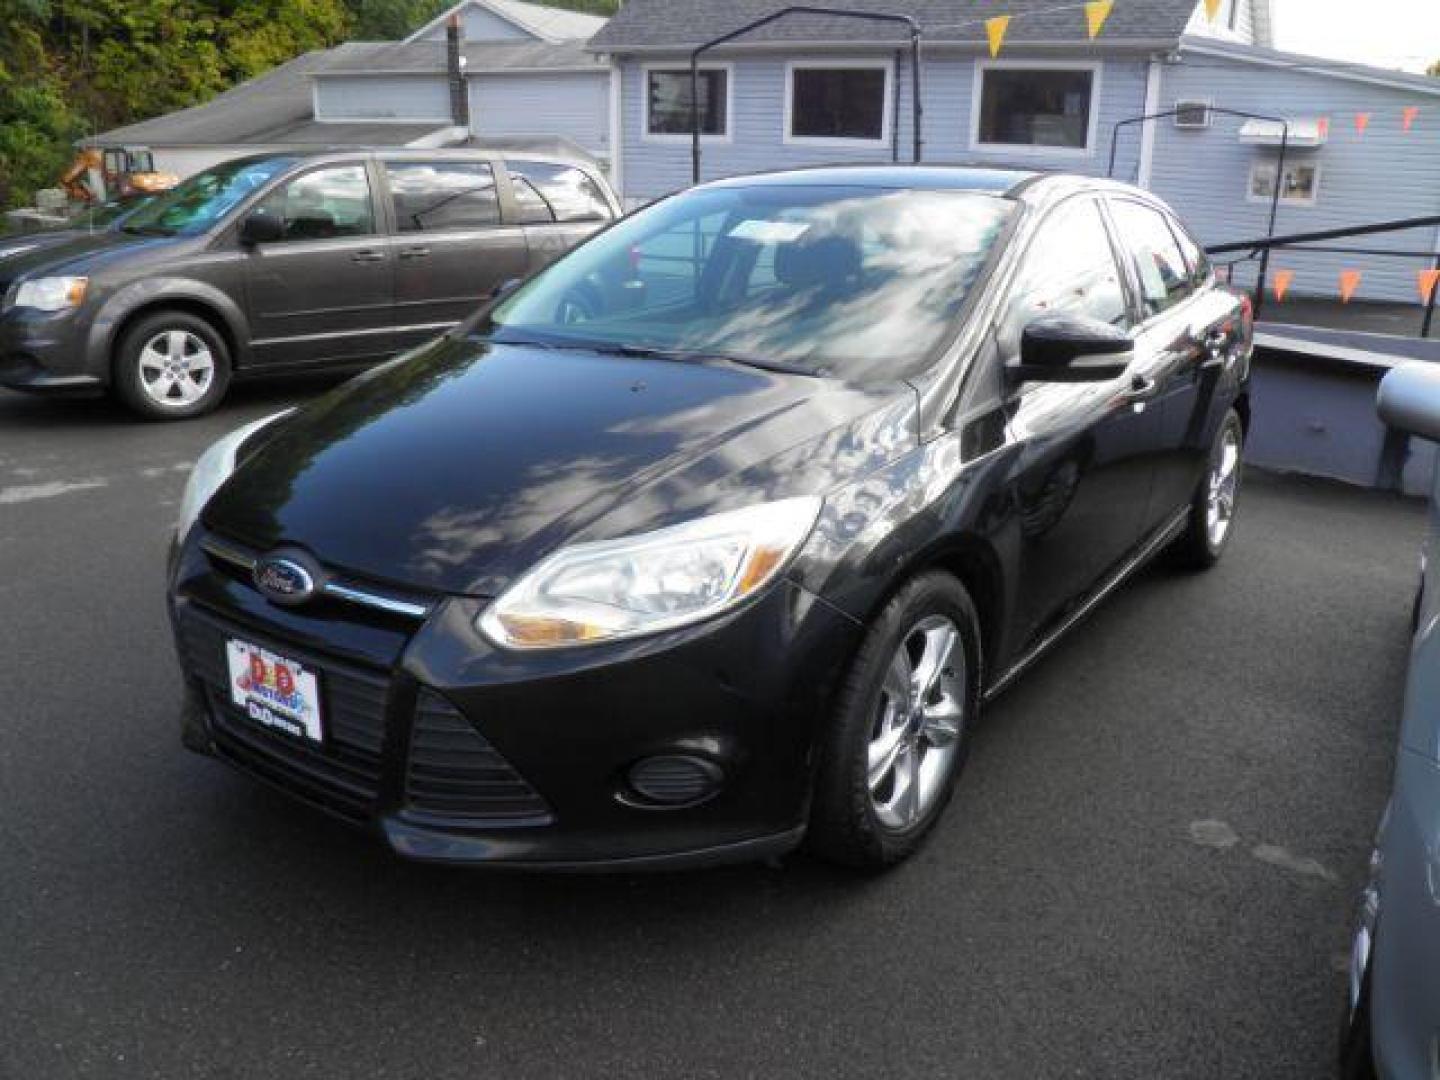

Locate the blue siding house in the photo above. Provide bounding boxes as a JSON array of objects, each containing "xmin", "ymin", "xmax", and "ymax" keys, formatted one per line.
[{"xmin": 589, "ymin": 0, "xmax": 1440, "ymax": 305}]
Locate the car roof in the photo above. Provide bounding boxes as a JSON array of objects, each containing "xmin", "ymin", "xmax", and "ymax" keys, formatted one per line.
[
  {"xmin": 701, "ymin": 164, "xmax": 1147, "ymax": 203},
  {"xmin": 205, "ymin": 147, "xmax": 602, "ymax": 171}
]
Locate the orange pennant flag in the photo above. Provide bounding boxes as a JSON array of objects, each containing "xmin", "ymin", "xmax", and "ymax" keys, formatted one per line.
[
  {"xmin": 985, "ymin": 15, "xmax": 1010, "ymax": 57},
  {"xmin": 1419, "ymin": 268, "xmax": 1440, "ymax": 306},
  {"xmin": 1354, "ymin": 112, "xmax": 1371, "ymax": 136},
  {"xmin": 1403, "ymin": 106, "xmax": 1420, "ymax": 132},
  {"xmin": 1317, "ymin": 116, "xmax": 1330, "ymax": 140},
  {"xmin": 1084, "ymin": 0, "xmax": 1114, "ymax": 38},
  {"xmin": 1272, "ymin": 269, "xmax": 1294, "ymax": 303},
  {"xmin": 1339, "ymin": 269, "xmax": 1362, "ymax": 303},
  {"xmin": 1204, "ymin": 0, "xmax": 1222, "ymax": 19}
]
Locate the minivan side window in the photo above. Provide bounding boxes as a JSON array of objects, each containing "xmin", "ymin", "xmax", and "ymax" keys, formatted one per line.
[
  {"xmin": 998, "ymin": 197, "xmax": 1131, "ymax": 354},
  {"xmin": 1108, "ymin": 199, "xmax": 1194, "ymax": 317},
  {"xmin": 507, "ymin": 160, "xmax": 613, "ymax": 225},
  {"xmin": 384, "ymin": 161, "xmax": 500, "ymax": 232},
  {"xmin": 255, "ymin": 165, "xmax": 375, "ymax": 242}
]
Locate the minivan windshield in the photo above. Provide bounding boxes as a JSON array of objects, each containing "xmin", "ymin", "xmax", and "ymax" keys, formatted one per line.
[
  {"xmin": 121, "ymin": 158, "xmax": 296, "ymax": 237},
  {"xmin": 482, "ymin": 184, "xmax": 1014, "ymax": 381}
]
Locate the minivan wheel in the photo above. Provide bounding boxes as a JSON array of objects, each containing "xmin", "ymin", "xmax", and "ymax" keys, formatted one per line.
[
  {"xmin": 114, "ymin": 310, "xmax": 231, "ymax": 420},
  {"xmin": 1170, "ymin": 407, "xmax": 1244, "ymax": 570},
  {"xmin": 808, "ymin": 572, "xmax": 981, "ymax": 870}
]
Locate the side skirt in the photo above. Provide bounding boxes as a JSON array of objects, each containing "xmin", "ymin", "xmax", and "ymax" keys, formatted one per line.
[{"xmin": 982, "ymin": 507, "xmax": 1190, "ymax": 702}]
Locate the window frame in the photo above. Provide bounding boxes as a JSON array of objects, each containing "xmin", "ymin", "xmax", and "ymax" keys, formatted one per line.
[
  {"xmin": 253, "ymin": 160, "xmax": 379, "ymax": 245},
  {"xmin": 782, "ymin": 58, "xmax": 895, "ymax": 149},
  {"xmin": 969, "ymin": 59, "xmax": 1103, "ymax": 158},
  {"xmin": 641, "ymin": 62, "xmax": 734, "ymax": 145},
  {"xmin": 1246, "ymin": 157, "xmax": 1321, "ymax": 208}
]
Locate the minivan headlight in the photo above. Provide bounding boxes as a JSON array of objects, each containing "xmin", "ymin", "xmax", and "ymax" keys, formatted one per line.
[
  {"xmin": 11, "ymin": 276, "xmax": 88, "ymax": 312},
  {"xmin": 175, "ymin": 410, "xmax": 293, "ymax": 543},
  {"xmin": 479, "ymin": 498, "xmax": 822, "ymax": 649}
]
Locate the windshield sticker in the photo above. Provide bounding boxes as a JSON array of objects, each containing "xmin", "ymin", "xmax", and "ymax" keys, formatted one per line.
[{"xmin": 728, "ymin": 219, "xmax": 812, "ymax": 244}]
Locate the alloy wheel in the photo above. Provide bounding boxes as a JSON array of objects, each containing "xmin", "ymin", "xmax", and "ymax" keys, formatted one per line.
[
  {"xmin": 138, "ymin": 329, "xmax": 215, "ymax": 407},
  {"xmin": 1206, "ymin": 420, "xmax": 1242, "ymax": 549},
  {"xmin": 867, "ymin": 614, "xmax": 967, "ymax": 831}
]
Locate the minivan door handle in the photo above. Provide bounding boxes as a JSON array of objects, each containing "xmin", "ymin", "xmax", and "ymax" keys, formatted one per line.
[
  {"xmin": 351, "ymin": 250, "xmax": 385, "ymax": 264},
  {"xmin": 398, "ymin": 246, "xmax": 431, "ymax": 260}
]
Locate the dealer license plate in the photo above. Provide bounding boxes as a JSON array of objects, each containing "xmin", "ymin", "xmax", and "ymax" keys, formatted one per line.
[{"xmin": 225, "ymin": 639, "xmax": 324, "ymax": 744}]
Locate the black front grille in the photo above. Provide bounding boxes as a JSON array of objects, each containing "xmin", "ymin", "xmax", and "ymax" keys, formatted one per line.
[
  {"xmin": 177, "ymin": 606, "xmax": 391, "ymax": 824},
  {"xmin": 404, "ymin": 691, "xmax": 551, "ymax": 825}
]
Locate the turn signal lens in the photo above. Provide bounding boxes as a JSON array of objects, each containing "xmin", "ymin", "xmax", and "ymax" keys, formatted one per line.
[
  {"xmin": 11, "ymin": 275, "xmax": 88, "ymax": 312},
  {"xmin": 479, "ymin": 498, "xmax": 822, "ymax": 650}
]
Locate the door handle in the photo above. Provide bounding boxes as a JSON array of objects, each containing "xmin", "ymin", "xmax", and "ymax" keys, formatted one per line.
[
  {"xmin": 1125, "ymin": 373, "xmax": 1160, "ymax": 412},
  {"xmin": 398, "ymin": 247, "xmax": 431, "ymax": 260},
  {"xmin": 351, "ymin": 250, "xmax": 385, "ymax": 264},
  {"xmin": 1200, "ymin": 327, "xmax": 1230, "ymax": 369}
]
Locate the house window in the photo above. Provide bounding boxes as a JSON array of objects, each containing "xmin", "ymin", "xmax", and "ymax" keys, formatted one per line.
[
  {"xmin": 786, "ymin": 63, "xmax": 890, "ymax": 143},
  {"xmin": 1248, "ymin": 158, "xmax": 1320, "ymax": 206},
  {"xmin": 976, "ymin": 65, "xmax": 1096, "ymax": 151},
  {"xmin": 645, "ymin": 67, "xmax": 728, "ymax": 138}
]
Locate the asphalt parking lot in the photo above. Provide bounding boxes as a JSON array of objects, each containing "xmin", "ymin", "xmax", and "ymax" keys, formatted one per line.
[{"xmin": 0, "ymin": 382, "xmax": 1425, "ymax": 1079}]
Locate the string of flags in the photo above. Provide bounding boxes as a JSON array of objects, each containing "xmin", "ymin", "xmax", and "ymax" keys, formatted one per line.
[{"xmin": 1263, "ymin": 268, "xmax": 1440, "ymax": 306}]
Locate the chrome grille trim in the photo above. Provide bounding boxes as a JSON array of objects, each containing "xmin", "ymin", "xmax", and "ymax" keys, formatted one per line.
[{"xmin": 201, "ymin": 534, "xmax": 432, "ymax": 621}]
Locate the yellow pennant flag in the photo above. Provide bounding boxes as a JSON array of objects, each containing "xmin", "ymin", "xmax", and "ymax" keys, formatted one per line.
[
  {"xmin": 986, "ymin": 15, "xmax": 1011, "ymax": 57},
  {"xmin": 1271, "ymin": 269, "xmax": 1294, "ymax": 303},
  {"xmin": 1419, "ymin": 268, "xmax": 1440, "ymax": 306},
  {"xmin": 1204, "ymin": 0, "xmax": 1222, "ymax": 20},
  {"xmin": 1085, "ymin": 0, "xmax": 1114, "ymax": 38}
]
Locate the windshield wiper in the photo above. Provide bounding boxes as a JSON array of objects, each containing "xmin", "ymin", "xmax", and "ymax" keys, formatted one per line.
[
  {"xmin": 483, "ymin": 334, "xmax": 820, "ymax": 376},
  {"xmin": 121, "ymin": 224, "xmax": 172, "ymax": 237}
]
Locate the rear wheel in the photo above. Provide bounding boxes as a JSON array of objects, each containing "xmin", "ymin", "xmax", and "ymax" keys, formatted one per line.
[
  {"xmin": 808, "ymin": 572, "xmax": 981, "ymax": 870},
  {"xmin": 113, "ymin": 310, "xmax": 230, "ymax": 420},
  {"xmin": 1170, "ymin": 407, "xmax": 1244, "ymax": 569}
]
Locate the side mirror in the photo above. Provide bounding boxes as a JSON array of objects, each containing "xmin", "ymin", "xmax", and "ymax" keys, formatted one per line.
[
  {"xmin": 1378, "ymin": 362, "xmax": 1440, "ymax": 442},
  {"xmin": 1012, "ymin": 314, "xmax": 1133, "ymax": 383},
  {"xmin": 239, "ymin": 209, "xmax": 284, "ymax": 246}
]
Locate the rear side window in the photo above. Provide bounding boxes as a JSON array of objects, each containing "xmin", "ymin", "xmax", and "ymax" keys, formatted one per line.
[
  {"xmin": 1108, "ymin": 199, "xmax": 1194, "ymax": 317},
  {"xmin": 256, "ymin": 165, "xmax": 375, "ymax": 241},
  {"xmin": 1167, "ymin": 215, "xmax": 1211, "ymax": 289},
  {"xmin": 507, "ymin": 160, "xmax": 613, "ymax": 224},
  {"xmin": 998, "ymin": 197, "xmax": 1131, "ymax": 354},
  {"xmin": 384, "ymin": 161, "xmax": 500, "ymax": 232}
]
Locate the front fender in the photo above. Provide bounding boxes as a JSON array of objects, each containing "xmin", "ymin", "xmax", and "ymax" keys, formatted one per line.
[{"xmin": 86, "ymin": 277, "xmax": 251, "ymax": 377}]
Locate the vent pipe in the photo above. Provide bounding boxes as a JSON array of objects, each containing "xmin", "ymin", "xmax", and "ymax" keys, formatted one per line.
[{"xmin": 446, "ymin": 15, "xmax": 470, "ymax": 128}]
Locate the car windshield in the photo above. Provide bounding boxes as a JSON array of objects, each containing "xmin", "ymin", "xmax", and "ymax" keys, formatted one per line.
[
  {"xmin": 120, "ymin": 158, "xmax": 296, "ymax": 237},
  {"xmin": 482, "ymin": 184, "xmax": 1014, "ymax": 381},
  {"xmin": 62, "ymin": 195, "xmax": 155, "ymax": 232}
]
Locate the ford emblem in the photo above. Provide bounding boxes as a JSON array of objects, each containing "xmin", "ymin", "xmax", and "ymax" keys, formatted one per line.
[{"xmin": 253, "ymin": 556, "xmax": 316, "ymax": 606}]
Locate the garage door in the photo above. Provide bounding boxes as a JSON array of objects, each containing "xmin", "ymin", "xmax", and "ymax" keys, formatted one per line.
[{"xmin": 469, "ymin": 72, "xmax": 609, "ymax": 154}]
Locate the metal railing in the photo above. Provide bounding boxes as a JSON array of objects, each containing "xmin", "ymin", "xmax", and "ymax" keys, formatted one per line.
[{"xmin": 689, "ymin": 6, "xmax": 925, "ymax": 185}]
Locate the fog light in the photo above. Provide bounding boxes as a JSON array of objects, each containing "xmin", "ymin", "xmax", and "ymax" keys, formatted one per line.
[{"xmin": 626, "ymin": 755, "xmax": 724, "ymax": 807}]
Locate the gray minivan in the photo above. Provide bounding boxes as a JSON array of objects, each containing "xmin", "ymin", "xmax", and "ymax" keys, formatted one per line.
[{"xmin": 0, "ymin": 149, "xmax": 620, "ymax": 419}]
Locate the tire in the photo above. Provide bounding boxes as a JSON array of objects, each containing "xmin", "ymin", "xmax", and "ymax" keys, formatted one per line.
[
  {"xmin": 113, "ymin": 310, "xmax": 231, "ymax": 420},
  {"xmin": 1170, "ymin": 407, "xmax": 1245, "ymax": 570},
  {"xmin": 808, "ymin": 571, "xmax": 982, "ymax": 870}
]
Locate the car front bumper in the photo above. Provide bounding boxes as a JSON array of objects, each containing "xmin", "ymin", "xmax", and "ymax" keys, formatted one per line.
[
  {"xmin": 0, "ymin": 307, "xmax": 103, "ymax": 394},
  {"xmin": 1367, "ymin": 748, "xmax": 1440, "ymax": 1079},
  {"xmin": 170, "ymin": 528, "xmax": 863, "ymax": 869}
]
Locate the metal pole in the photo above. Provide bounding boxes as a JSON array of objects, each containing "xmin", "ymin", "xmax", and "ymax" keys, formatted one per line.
[
  {"xmin": 690, "ymin": 50, "xmax": 701, "ymax": 187},
  {"xmin": 1424, "ymin": 252, "xmax": 1439, "ymax": 339},
  {"xmin": 1253, "ymin": 122, "xmax": 1288, "ymax": 320},
  {"xmin": 910, "ymin": 28, "xmax": 922, "ymax": 163}
]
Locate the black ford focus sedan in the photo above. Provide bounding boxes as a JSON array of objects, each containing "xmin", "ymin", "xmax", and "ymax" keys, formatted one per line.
[{"xmin": 168, "ymin": 166, "xmax": 1251, "ymax": 870}]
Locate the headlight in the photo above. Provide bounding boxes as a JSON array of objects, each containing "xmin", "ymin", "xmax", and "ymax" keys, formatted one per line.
[
  {"xmin": 479, "ymin": 497, "xmax": 822, "ymax": 650},
  {"xmin": 11, "ymin": 276, "xmax": 88, "ymax": 312},
  {"xmin": 175, "ymin": 410, "xmax": 292, "ymax": 543}
]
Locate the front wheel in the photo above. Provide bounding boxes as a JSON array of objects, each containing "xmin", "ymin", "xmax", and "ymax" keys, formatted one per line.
[
  {"xmin": 808, "ymin": 572, "xmax": 981, "ymax": 870},
  {"xmin": 1170, "ymin": 407, "xmax": 1244, "ymax": 569},
  {"xmin": 113, "ymin": 310, "xmax": 231, "ymax": 420}
]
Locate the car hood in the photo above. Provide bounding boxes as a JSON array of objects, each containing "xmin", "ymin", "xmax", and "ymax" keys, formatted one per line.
[
  {"xmin": 204, "ymin": 336, "xmax": 917, "ymax": 598},
  {"xmin": 0, "ymin": 229, "xmax": 177, "ymax": 286}
]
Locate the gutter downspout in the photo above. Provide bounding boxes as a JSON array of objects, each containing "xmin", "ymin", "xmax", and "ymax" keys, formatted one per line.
[
  {"xmin": 607, "ymin": 59, "xmax": 624, "ymax": 199},
  {"xmin": 1137, "ymin": 57, "xmax": 1162, "ymax": 189}
]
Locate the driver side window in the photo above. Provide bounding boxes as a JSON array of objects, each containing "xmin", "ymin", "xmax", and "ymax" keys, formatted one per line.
[
  {"xmin": 255, "ymin": 165, "xmax": 375, "ymax": 243},
  {"xmin": 997, "ymin": 197, "xmax": 1131, "ymax": 356}
]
